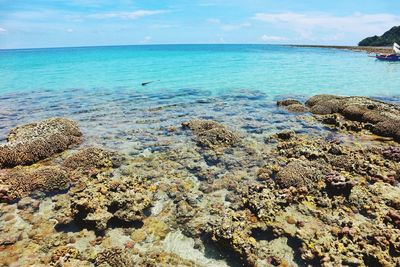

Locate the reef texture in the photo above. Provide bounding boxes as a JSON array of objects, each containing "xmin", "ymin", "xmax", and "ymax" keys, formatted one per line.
[
  {"xmin": 1, "ymin": 103, "xmax": 400, "ymax": 267},
  {"xmin": 182, "ymin": 119, "xmax": 239, "ymax": 148},
  {"xmin": 0, "ymin": 118, "xmax": 82, "ymax": 168},
  {"xmin": 55, "ymin": 171, "xmax": 153, "ymax": 232},
  {"xmin": 0, "ymin": 166, "xmax": 70, "ymax": 203},
  {"xmin": 277, "ymin": 99, "xmax": 309, "ymax": 113},
  {"xmin": 301, "ymin": 94, "xmax": 400, "ymax": 141}
]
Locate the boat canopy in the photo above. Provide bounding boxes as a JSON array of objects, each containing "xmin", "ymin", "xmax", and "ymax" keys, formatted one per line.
[{"xmin": 394, "ymin": 43, "xmax": 400, "ymax": 54}]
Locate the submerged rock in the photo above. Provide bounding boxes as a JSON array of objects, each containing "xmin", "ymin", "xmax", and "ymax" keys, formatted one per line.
[
  {"xmin": 275, "ymin": 159, "xmax": 322, "ymax": 189},
  {"xmin": 182, "ymin": 119, "xmax": 239, "ymax": 148},
  {"xmin": 57, "ymin": 173, "xmax": 153, "ymax": 232},
  {"xmin": 63, "ymin": 147, "xmax": 121, "ymax": 175},
  {"xmin": 0, "ymin": 118, "xmax": 82, "ymax": 168},
  {"xmin": 277, "ymin": 99, "xmax": 308, "ymax": 113},
  {"xmin": 0, "ymin": 166, "xmax": 70, "ymax": 202},
  {"xmin": 95, "ymin": 247, "xmax": 134, "ymax": 267}
]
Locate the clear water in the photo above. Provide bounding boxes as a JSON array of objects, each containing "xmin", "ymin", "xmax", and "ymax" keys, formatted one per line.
[
  {"xmin": 1, "ymin": 44, "xmax": 399, "ymax": 96},
  {"xmin": 0, "ymin": 44, "xmax": 399, "ymax": 150},
  {"xmin": 1, "ymin": 45, "xmax": 400, "ymax": 267}
]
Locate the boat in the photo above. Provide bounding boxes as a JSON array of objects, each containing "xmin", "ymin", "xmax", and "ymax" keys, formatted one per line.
[
  {"xmin": 394, "ymin": 42, "xmax": 400, "ymax": 54},
  {"xmin": 373, "ymin": 43, "xmax": 400, "ymax": 61},
  {"xmin": 375, "ymin": 54, "xmax": 400, "ymax": 61}
]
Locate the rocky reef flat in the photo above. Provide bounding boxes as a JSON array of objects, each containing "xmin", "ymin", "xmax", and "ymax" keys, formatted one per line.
[{"xmin": 0, "ymin": 91, "xmax": 399, "ymax": 267}]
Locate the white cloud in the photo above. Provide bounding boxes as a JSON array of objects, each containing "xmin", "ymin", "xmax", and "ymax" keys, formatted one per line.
[
  {"xmin": 207, "ymin": 18, "xmax": 221, "ymax": 24},
  {"xmin": 254, "ymin": 12, "xmax": 400, "ymax": 40},
  {"xmin": 261, "ymin": 35, "xmax": 288, "ymax": 42},
  {"xmin": 0, "ymin": 27, "xmax": 6, "ymax": 33},
  {"xmin": 140, "ymin": 35, "xmax": 152, "ymax": 44},
  {"xmin": 207, "ymin": 18, "xmax": 251, "ymax": 31},
  {"xmin": 89, "ymin": 10, "xmax": 166, "ymax": 20},
  {"xmin": 67, "ymin": 28, "xmax": 74, "ymax": 33}
]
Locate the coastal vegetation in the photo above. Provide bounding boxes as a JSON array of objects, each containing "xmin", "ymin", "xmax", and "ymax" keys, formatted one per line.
[{"xmin": 359, "ymin": 26, "xmax": 400, "ymax": 46}]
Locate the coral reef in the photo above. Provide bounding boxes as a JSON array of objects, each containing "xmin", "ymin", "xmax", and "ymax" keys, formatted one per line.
[
  {"xmin": 277, "ymin": 99, "xmax": 309, "ymax": 113},
  {"xmin": 62, "ymin": 147, "xmax": 122, "ymax": 180},
  {"xmin": 182, "ymin": 119, "xmax": 239, "ymax": 148},
  {"xmin": 0, "ymin": 118, "xmax": 82, "ymax": 168},
  {"xmin": 303, "ymin": 95, "xmax": 400, "ymax": 141},
  {"xmin": 55, "ymin": 172, "xmax": 153, "ymax": 232},
  {"xmin": 0, "ymin": 166, "xmax": 70, "ymax": 202},
  {"xmin": 1, "ymin": 95, "xmax": 400, "ymax": 267}
]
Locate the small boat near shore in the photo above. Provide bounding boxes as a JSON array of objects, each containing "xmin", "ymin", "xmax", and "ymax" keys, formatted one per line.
[
  {"xmin": 371, "ymin": 43, "xmax": 400, "ymax": 61},
  {"xmin": 375, "ymin": 53, "xmax": 400, "ymax": 61}
]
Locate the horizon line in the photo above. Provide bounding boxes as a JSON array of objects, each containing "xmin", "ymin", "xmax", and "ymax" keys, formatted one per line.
[{"xmin": 0, "ymin": 42, "xmax": 359, "ymax": 51}]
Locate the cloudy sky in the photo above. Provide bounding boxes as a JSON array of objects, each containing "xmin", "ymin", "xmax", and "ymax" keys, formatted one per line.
[{"xmin": 0, "ymin": 0, "xmax": 399, "ymax": 49}]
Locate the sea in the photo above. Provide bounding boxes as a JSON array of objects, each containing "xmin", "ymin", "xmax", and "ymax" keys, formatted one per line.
[
  {"xmin": 1, "ymin": 44, "xmax": 400, "ymax": 266},
  {"xmin": 1, "ymin": 44, "xmax": 400, "ymax": 152}
]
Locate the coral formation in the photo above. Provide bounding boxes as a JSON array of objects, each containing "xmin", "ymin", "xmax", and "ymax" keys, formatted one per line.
[
  {"xmin": 0, "ymin": 166, "xmax": 70, "ymax": 202},
  {"xmin": 277, "ymin": 99, "xmax": 309, "ymax": 113},
  {"xmin": 1, "ymin": 95, "xmax": 400, "ymax": 267},
  {"xmin": 303, "ymin": 95, "xmax": 400, "ymax": 141},
  {"xmin": 182, "ymin": 119, "xmax": 239, "ymax": 148},
  {"xmin": 0, "ymin": 118, "xmax": 82, "ymax": 168}
]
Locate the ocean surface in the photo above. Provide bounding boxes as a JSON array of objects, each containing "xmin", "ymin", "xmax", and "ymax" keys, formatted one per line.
[
  {"xmin": 1, "ymin": 45, "xmax": 400, "ymax": 266},
  {"xmin": 1, "ymin": 44, "xmax": 400, "ymax": 150}
]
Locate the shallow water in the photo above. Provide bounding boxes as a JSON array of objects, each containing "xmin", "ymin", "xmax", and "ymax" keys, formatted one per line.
[
  {"xmin": 1, "ymin": 44, "xmax": 399, "ymax": 147},
  {"xmin": 1, "ymin": 44, "xmax": 399, "ymax": 146},
  {"xmin": 1, "ymin": 44, "xmax": 400, "ymax": 96},
  {"xmin": 1, "ymin": 45, "xmax": 400, "ymax": 266}
]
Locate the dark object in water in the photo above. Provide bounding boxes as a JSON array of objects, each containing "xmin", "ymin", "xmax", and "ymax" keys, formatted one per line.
[
  {"xmin": 373, "ymin": 54, "xmax": 400, "ymax": 61},
  {"xmin": 141, "ymin": 80, "xmax": 159, "ymax": 86}
]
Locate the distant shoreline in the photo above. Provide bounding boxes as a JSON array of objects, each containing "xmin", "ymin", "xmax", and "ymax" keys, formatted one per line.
[{"xmin": 290, "ymin": 44, "xmax": 393, "ymax": 54}]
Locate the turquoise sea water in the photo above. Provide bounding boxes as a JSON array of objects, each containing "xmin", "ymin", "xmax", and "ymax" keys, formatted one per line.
[
  {"xmin": 0, "ymin": 44, "xmax": 399, "ymax": 151},
  {"xmin": 1, "ymin": 44, "xmax": 400, "ymax": 96}
]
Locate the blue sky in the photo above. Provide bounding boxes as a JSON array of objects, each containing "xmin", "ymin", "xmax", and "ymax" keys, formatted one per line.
[{"xmin": 0, "ymin": 0, "xmax": 399, "ymax": 48}]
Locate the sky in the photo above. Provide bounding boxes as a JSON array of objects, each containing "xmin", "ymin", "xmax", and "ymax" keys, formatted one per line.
[{"xmin": 0, "ymin": 0, "xmax": 399, "ymax": 49}]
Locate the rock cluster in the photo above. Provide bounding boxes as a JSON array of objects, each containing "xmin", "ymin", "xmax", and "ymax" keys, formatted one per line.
[
  {"xmin": 277, "ymin": 99, "xmax": 308, "ymax": 113},
  {"xmin": 1, "ymin": 102, "xmax": 400, "ymax": 266},
  {"xmin": 0, "ymin": 166, "xmax": 70, "ymax": 202},
  {"xmin": 55, "ymin": 173, "xmax": 153, "ymax": 232},
  {"xmin": 182, "ymin": 119, "xmax": 239, "ymax": 148},
  {"xmin": 279, "ymin": 94, "xmax": 400, "ymax": 141},
  {"xmin": 0, "ymin": 118, "xmax": 82, "ymax": 168},
  {"xmin": 0, "ymin": 118, "xmax": 122, "ymax": 203}
]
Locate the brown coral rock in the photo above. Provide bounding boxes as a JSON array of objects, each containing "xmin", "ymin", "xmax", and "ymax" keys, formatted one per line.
[
  {"xmin": 275, "ymin": 160, "xmax": 321, "ymax": 189},
  {"xmin": 277, "ymin": 99, "xmax": 308, "ymax": 113},
  {"xmin": 304, "ymin": 95, "xmax": 400, "ymax": 141},
  {"xmin": 182, "ymin": 119, "xmax": 239, "ymax": 148},
  {"xmin": 0, "ymin": 166, "xmax": 70, "ymax": 202},
  {"xmin": 0, "ymin": 118, "xmax": 82, "ymax": 168},
  {"xmin": 63, "ymin": 147, "xmax": 121, "ymax": 171}
]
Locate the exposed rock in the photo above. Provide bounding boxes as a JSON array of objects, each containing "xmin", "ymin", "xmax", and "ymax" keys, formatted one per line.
[
  {"xmin": 381, "ymin": 146, "xmax": 400, "ymax": 162},
  {"xmin": 0, "ymin": 118, "xmax": 82, "ymax": 168},
  {"xmin": 303, "ymin": 95, "xmax": 400, "ymax": 141},
  {"xmin": 0, "ymin": 166, "xmax": 70, "ymax": 202},
  {"xmin": 182, "ymin": 119, "xmax": 239, "ymax": 148},
  {"xmin": 372, "ymin": 119, "xmax": 400, "ymax": 141},
  {"xmin": 305, "ymin": 94, "xmax": 342, "ymax": 108}
]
